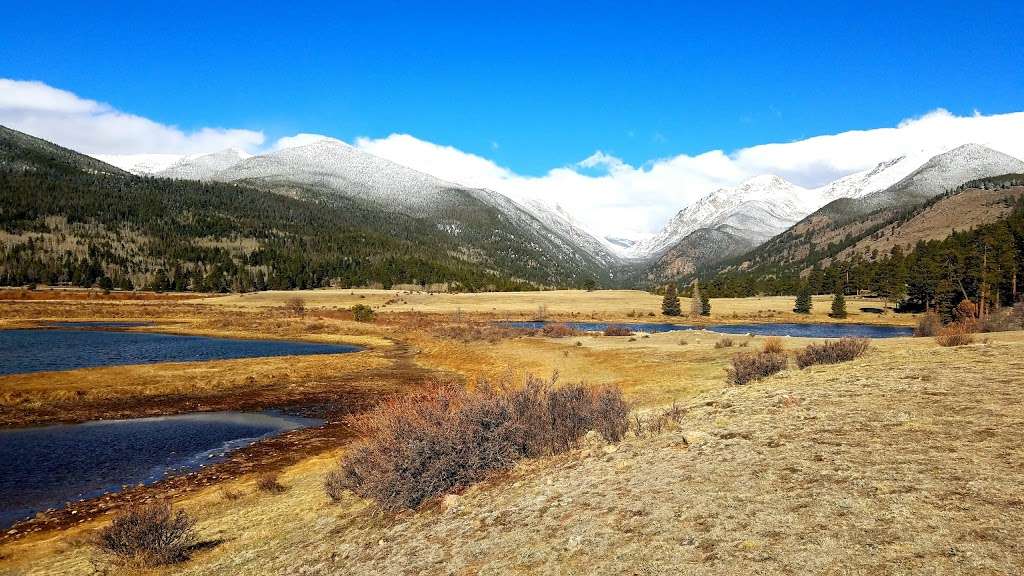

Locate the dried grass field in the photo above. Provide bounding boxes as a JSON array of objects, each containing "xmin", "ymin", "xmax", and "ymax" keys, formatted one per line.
[{"xmin": 0, "ymin": 289, "xmax": 1021, "ymax": 575}]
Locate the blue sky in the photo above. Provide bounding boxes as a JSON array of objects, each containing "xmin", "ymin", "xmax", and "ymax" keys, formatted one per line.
[{"xmin": 3, "ymin": 0, "xmax": 1021, "ymax": 175}]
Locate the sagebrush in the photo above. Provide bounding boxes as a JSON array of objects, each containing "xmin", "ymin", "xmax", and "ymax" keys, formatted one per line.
[
  {"xmin": 603, "ymin": 325, "xmax": 633, "ymax": 336},
  {"xmin": 794, "ymin": 338, "xmax": 869, "ymax": 368},
  {"xmin": 727, "ymin": 351, "xmax": 788, "ymax": 385},
  {"xmin": 326, "ymin": 376, "xmax": 629, "ymax": 511},
  {"xmin": 94, "ymin": 502, "xmax": 198, "ymax": 568}
]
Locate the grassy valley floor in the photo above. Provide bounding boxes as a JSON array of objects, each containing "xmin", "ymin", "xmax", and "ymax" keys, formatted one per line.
[{"xmin": 0, "ymin": 289, "xmax": 1020, "ymax": 574}]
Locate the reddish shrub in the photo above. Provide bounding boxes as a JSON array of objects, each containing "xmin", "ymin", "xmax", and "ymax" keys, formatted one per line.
[
  {"xmin": 327, "ymin": 376, "xmax": 629, "ymax": 511},
  {"xmin": 603, "ymin": 325, "xmax": 633, "ymax": 336},
  {"xmin": 542, "ymin": 323, "xmax": 580, "ymax": 338},
  {"xmin": 794, "ymin": 338, "xmax": 869, "ymax": 369},
  {"xmin": 727, "ymin": 351, "xmax": 788, "ymax": 385}
]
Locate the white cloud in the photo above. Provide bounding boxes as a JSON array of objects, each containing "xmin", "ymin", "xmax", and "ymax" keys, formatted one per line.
[
  {"xmin": 0, "ymin": 79, "xmax": 264, "ymax": 154},
  {"xmin": 4, "ymin": 79, "xmax": 1024, "ymax": 240},
  {"xmin": 350, "ymin": 108, "xmax": 1024, "ymax": 239}
]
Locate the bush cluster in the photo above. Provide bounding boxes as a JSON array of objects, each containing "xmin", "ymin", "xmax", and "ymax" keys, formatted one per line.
[
  {"xmin": 602, "ymin": 325, "xmax": 633, "ymax": 336},
  {"xmin": 727, "ymin": 351, "xmax": 788, "ymax": 385},
  {"xmin": 326, "ymin": 376, "xmax": 629, "ymax": 511},
  {"xmin": 542, "ymin": 323, "xmax": 580, "ymax": 338},
  {"xmin": 94, "ymin": 502, "xmax": 198, "ymax": 568},
  {"xmin": 794, "ymin": 338, "xmax": 869, "ymax": 368},
  {"xmin": 980, "ymin": 302, "xmax": 1024, "ymax": 332},
  {"xmin": 713, "ymin": 337, "xmax": 734, "ymax": 349}
]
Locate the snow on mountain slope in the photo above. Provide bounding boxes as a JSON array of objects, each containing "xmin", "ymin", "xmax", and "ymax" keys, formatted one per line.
[
  {"xmin": 516, "ymin": 197, "xmax": 622, "ymax": 265},
  {"xmin": 858, "ymin": 143, "xmax": 1024, "ymax": 212},
  {"xmin": 157, "ymin": 148, "xmax": 250, "ymax": 180},
  {"xmin": 212, "ymin": 139, "xmax": 483, "ymax": 217},
  {"xmin": 92, "ymin": 153, "xmax": 189, "ymax": 175},
  {"xmin": 813, "ymin": 152, "xmax": 930, "ymax": 202},
  {"xmin": 630, "ymin": 175, "xmax": 819, "ymax": 258}
]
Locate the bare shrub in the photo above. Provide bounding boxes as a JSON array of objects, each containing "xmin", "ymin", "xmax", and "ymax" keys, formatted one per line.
[
  {"xmin": 284, "ymin": 296, "xmax": 306, "ymax": 317},
  {"xmin": 542, "ymin": 323, "xmax": 580, "ymax": 338},
  {"xmin": 94, "ymin": 502, "xmax": 198, "ymax": 568},
  {"xmin": 794, "ymin": 338, "xmax": 869, "ymax": 369},
  {"xmin": 603, "ymin": 325, "xmax": 633, "ymax": 336},
  {"xmin": 327, "ymin": 376, "xmax": 629, "ymax": 511},
  {"xmin": 256, "ymin": 473, "xmax": 287, "ymax": 494},
  {"xmin": 936, "ymin": 324, "xmax": 975, "ymax": 347},
  {"xmin": 914, "ymin": 312, "xmax": 943, "ymax": 337},
  {"xmin": 727, "ymin": 351, "xmax": 788, "ymax": 385},
  {"xmin": 761, "ymin": 336, "xmax": 785, "ymax": 354},
  {"xmin": 714, "ymin": 337, "xmax": 734, "ymax": 349}
]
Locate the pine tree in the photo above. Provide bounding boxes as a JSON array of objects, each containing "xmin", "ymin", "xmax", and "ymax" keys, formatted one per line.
[
  {"xmin": 700, "ymin": 291, "xmax": 711, "ymax": 316},
  {"xmin": 794, "ymin": 284, "xmax": 812, "ymax": 314},
  {"xmin": 830, "ymin": 290, "xmax": 847, "ymax": 319},
  {"xmin": 662, "ymin": 284, "xmax": 681, "ymax": 316},
  {"xmin": 690, "ymin": 280, "xmax": 703, "ymax": 317}
]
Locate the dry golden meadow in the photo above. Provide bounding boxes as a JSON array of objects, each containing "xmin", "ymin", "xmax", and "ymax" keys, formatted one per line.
[{"xmin": 1, "ymin": 289, "xmax": 1021, "ymax": 575}]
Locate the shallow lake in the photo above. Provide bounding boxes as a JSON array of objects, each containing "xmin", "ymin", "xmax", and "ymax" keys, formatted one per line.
[
  {"xmin": 502, "ymin": 321, "xmax": 913, "ymax": 338},
  {"xmin": 0, "ymin": 411, "xmax": 321, "ymax": 528},
  {"xmin": 0, "ymin": 327, "xmax": 362, "ymax": 376}
]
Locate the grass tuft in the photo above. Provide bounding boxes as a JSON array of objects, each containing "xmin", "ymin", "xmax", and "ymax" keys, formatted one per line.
[{"xmin": 761, "ymin": 336, "xmax": 785, "ymax": 354}]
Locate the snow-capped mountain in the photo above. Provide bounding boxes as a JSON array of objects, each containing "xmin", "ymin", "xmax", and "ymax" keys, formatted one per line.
[
  {"xmin": 157, "ymin": 148, "xmax": 250, "ymax": 180},
  {"xmin": 207, "ymin": 138, "xmax": 618, "ymax": 282},
  {"xmin": 630, "ymin": 175, "xmax": 819, "ymax": 258},
  {"xmin": 92, "ymin": 153, "xmax": 190, "ymax": 175},
  {"xmin": 213, "ymin": 139, "xmax": 488, "ymax": 216},
  {"xmin": 857, "ymin": 143, "xmax": 1024, "ymax": 213}
]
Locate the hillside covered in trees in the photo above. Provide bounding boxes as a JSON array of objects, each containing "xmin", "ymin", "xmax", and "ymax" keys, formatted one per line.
[
  {"xmin": 0, "ymin": 126, "xmax": 597, "ymax": 292},
  {"xmin": 698, "ymin": 175, "xmax": 1024, "ymax": 319}
]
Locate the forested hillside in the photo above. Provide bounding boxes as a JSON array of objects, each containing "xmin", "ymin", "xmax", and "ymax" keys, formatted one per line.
[
  {"xmin": 0, "ymin": 126, "xmax": 598, "ymax": 292},
  {"xmin": 700, "ymin": 175, "xmax": 1024, "ymax": 320}
]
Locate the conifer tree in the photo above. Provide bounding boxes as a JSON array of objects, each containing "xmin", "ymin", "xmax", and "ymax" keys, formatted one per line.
[
  {"xmin": 700, "ymin": 291, "xmax": 711, "ymax": 316},
  {"xmin": 662, "ymin": 284, "xmax": 681, "ymax": 316},
  {"xmin": 794, "ymin": 284, "xmax": 812, "ymax": 314},
  {"xmin": 830, "ymin": 290, "xmax": 847, "ymax": 319}
]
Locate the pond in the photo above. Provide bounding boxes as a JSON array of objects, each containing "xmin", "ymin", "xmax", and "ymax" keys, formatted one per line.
[
  {"xmin": 502, "ymin": 321, "xmax": 913, "ymax": 339},
  {"xmin": 0, "ymin": 411, "xmax": 322, "ymax": 528},
  {"xmin": 0, "ymin": 327, "xmax": 362, "ymax": 376}
]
